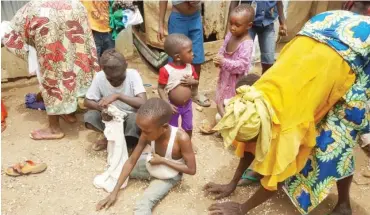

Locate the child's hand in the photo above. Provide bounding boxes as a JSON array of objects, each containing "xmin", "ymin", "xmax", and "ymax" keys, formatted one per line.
[
  {"xmin": 96, "ymin": 192, "xmax": 117, "ymax": 211},
  {"xmin": 213, "ymin": 55, "xmax": 224, "ymax": 67},
  {"xmin": 180, "ymin": 75, "xmax": 196, "ymax": 86},
  {"xmin": 170, "ymin": 104, "xmax": 178, "ymax": 114},
  {"xmin": 149, "ymin": 153, "xmax": 164, "ymax": 165},
  {"xmin": 98, "ymin": 94, "xmax": 119, "ymax": 108}
]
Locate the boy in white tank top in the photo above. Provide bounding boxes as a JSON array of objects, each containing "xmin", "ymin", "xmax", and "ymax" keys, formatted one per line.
[{"xmin": 96, "ymin": 98, "xmax": 196, "ymax": 214}]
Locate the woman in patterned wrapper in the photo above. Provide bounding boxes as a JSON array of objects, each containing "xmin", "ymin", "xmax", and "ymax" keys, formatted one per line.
[
  {"xmin": 204, "ymin": 2, "xmax": 370, "ymax": 215},
  {"xmin": 2, "ymin": 0, "xmax": 100, "ymax": 140}
]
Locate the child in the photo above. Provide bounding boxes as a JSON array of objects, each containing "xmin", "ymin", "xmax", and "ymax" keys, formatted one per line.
[
  {"xmin": 84, "ymin": 49, "xmax": 147, "ymax": 151},
  {"xmin": 200, "ymin": 74, "xmax": 260, "ymax": 134},
  {"xmin": 214, "ymin": 4, "xmax": 255, "ymax": 115},
  {"xmin": 158, "ymin": 1, "xmax": 211, "ymax": 108},
  {"xmin": 96, "ymin": 98, "xmax": 196, "ymax": 214},
  {"xmin": 158, "ymin": 34, "xmax": 199, "ymax": 138}
]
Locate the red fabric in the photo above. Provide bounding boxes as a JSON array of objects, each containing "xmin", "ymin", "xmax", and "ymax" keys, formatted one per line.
[
  {"xmin": 158, "ymin": 63, "xmax": 198, "ymax": 85},
  {"xmin": 1, "ymin": 101, "xmax": 8, "ymax": 122}
]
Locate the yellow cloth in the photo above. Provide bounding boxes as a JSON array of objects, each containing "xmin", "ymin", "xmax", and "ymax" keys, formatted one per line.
[
  {"xmin": 81, "ymin": 0, "xmax": 111, "ymax": 32},
  {"xmin": 216, "ymin": 36, "xmax": 355, "ymax": 191},
  {"xmin": 214, "ymin": 86, "xmax": 276, "ymax": 162}
]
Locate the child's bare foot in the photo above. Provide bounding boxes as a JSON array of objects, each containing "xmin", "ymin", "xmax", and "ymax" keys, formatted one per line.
[
  {"xmin": 30, "ymin": 127, "xmax": 65, "ymax": 140},
  {"xmin": 92, "ymin": 138, "xmax": 108, "ymax": 151},
  {"xmin": 330, "ymin": 203, "xmax": 352, "ymax": 215},
  {"xmin": 60, "ymin": 114, "xmax": 77, "ymax": 124}
]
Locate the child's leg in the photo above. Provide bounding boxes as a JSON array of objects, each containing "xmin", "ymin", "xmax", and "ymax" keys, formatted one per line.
[
  {"xmin": 331, "ymin": 175, "xmax": 353, "ymax": 215},
  {"xmin": 134, "ymin": 174, "xmax": 182, "ymax": 215}
]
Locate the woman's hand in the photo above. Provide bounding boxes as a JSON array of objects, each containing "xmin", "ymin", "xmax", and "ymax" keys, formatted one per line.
[
  {"xmin": 96, "ymin": 192, "xmax": 118, "ymax": 211},
  {"xmin": 203, "ymin": 182, "xmax": 237, "ymax": 199}
]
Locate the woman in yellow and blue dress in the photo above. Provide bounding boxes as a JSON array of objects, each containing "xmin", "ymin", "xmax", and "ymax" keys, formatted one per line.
[{"xmin": 203, "ymin": 2, "xmax": 370, "ymax": 215}]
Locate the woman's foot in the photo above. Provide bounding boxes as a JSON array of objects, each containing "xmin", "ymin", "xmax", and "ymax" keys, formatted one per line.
[
  {"xmin": 330, "ymin": 203, "xmax": 352, "ymax": 215},
  {"xmin": 92, "ymin": 138, "xmax": 108, "ymax": 151},
  {"xmin": 238, "ymin": 169, "xmax": 262, "ymax": 186},
  {"xmin": 30, "ymin": 127, "xmax": 65, "ymax": 140},
  {"xmin": 60, "ymin": 113, "xmax": 77, "ymax": 124}
]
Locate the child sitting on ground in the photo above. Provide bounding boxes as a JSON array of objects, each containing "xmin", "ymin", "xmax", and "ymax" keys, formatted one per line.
[
  {"xmin": 157, "ymin": 33, "xmax": 199, "ymax": 138},
  {"xmin": 84, "ymin": 49, "xmax": 147, "ymax": 151},
  {"xmin": 214, "ymin": 4, "xmax": 255, "ymax": 118},
  {"xmin": 96, "ymin": 98, "xmax": 196, "ymax": 214}
]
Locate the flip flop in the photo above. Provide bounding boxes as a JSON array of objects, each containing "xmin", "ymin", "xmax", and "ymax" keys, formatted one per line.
[
  {"xmin": 194, "ymin": 94, "xmax": 211, "ymax": 107},
  {"xmin": 5, "ymin": 160, "xmax": 47, "ymax": 177},
  {"xmin": 29, "ymin": 129, "xmax": 65, "ymax": 140},
  {"xmin": 237, "ymin": 169, "xmax": 260, "ymax": 186}
]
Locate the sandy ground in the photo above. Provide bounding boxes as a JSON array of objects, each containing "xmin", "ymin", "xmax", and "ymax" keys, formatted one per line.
[{"xmin": 2, "ymin": 55, "xmax": 370, "ymax": 215}]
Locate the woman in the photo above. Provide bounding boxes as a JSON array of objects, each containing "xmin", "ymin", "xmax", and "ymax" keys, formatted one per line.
[
  {"xmin": 204, "ymin": 3, "xmax": 370, "ymax": 215},
  {"xmin": 2, "ymin": 0, "xmax": 100, "ymax": 140}
]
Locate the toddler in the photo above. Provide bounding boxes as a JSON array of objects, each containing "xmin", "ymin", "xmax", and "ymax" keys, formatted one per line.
[
  {"xmin": 214, "ymin": 4, "xmax": 255, "ymax": 114},
  {"xmin": 158, "ymin": 33, "xmax": 199, "ymax": 138}
]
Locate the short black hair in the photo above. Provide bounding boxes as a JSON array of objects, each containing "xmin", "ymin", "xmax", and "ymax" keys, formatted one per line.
[
  {"xmin": 235, "ymin": 73, "xmax": 260, "ymax": 89},
  {"xmin": 231, "ymin": 4, "xmax": 255, "ymax": 23},
  {"xmin": 100, "ymin": 49, "xmax": 128, "ymax": 75},
  {"xmin": 137, "ymin": 98, "xmax": 173, "ymax": 125},
  {"xmin": 164, "ymin": 33, "xmax": 192, "ymax": 57}
]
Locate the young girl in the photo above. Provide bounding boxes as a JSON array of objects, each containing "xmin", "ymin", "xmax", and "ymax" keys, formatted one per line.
[
  {"xmin": 214, "ymin": 4, "xmax": 255, "ymax": 118},
  {"xmin": 199, "ymin": 4, "xmax": 255, "ymax": 134}
]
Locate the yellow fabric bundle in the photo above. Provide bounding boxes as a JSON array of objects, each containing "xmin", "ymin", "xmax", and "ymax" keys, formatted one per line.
[{"xmin": 213, "ymin": 86, "xmax": 276, "ymax": 162}]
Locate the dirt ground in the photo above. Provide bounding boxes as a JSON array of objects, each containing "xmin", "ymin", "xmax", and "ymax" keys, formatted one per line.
[{"xmin": 2, "ymin": 54, "xmax": 370, "ymax": 215}]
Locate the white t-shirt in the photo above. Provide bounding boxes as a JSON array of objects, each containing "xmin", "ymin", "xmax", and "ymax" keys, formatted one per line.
[{"xmin": 86, "ymin": 69, "xmax": 146, "ymax": 113}]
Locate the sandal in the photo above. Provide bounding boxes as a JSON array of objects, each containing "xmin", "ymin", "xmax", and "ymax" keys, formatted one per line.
[
  {"xmin": 237, "ymin": 169, "xmax": 261, "ymax": 186},
  {"xmin": 193, "ymin": 94, "xmax": 211, "ymax": 107},
  {"xmin": 5, "ymin": 160, "xmax": 47, "ymax": 177}
]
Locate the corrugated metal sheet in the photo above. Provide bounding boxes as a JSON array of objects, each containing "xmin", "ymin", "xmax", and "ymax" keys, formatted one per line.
[{"xmin": 1, "ymin": 1, "xmax": 29, "ymax": 21}]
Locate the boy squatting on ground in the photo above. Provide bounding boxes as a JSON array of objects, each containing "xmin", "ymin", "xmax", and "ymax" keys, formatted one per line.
[
  {"xmin": 84, "ymin": 49, "xmax": 147, "ymax": 151},
  {"xmin": 96, "ymin": 98, "xmax": 196, "ymax": 214},
  {"xmin": 157, "ymin": 34, "xmax": 199, "ymax": 138}
]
